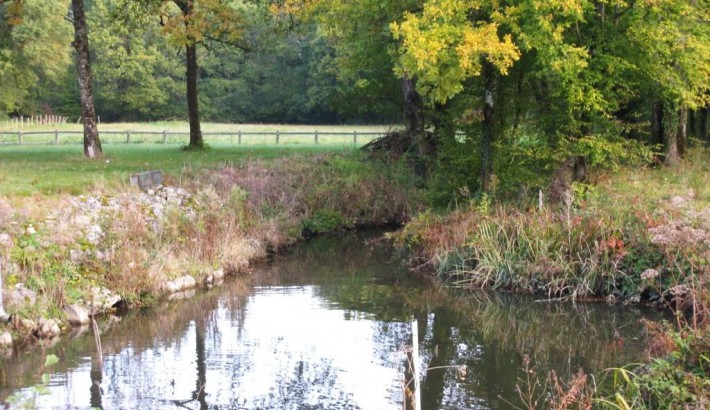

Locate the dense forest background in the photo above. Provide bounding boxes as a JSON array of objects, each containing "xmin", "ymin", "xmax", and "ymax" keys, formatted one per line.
[{"xmin": 0, "ymin": 0, "xmax": 400, "ymax": 124}]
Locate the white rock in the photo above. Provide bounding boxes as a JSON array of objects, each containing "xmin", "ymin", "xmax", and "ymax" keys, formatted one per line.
[
  {"xmin": 70, "ymin": 249, "xmax": 85, "ymax": 263},
  {"xmin": 73, "ymin": 214, "xmax": 92, "ymax": 227},
  {"xmin": 166, "ymin": 275, "xmax": 197, "ymax": 293},
  {"xmin": 87, "ymin": 287, "xmax": 122, "ymax": 312},
  {"xmin": 212, "ymin": 268, "xmax": 225, "ymax": 280},
  {"xmin": 0, "ymin": 331, "xmax": 12, "ymax": 347},
  {"xmin": 85, "ymin": 225, "xmax": 104, "ymax": 245},
  {"xmin": 36, "ymin": 318, "xmax": 61, "ymax": 338},
  {"xmin": 0, "ymin": 233, "xmax": 12, "ymax": 247}
]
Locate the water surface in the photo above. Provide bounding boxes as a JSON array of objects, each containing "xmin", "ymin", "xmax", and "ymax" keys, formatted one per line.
[{"xmin": 0, "ymin": 231, "xmax": 666, "ymax": 409}]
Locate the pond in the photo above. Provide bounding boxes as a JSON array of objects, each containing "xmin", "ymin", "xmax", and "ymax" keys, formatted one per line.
[{"xmin": 0, "ymin": 231, "xmax": 667, "ymax": 409}]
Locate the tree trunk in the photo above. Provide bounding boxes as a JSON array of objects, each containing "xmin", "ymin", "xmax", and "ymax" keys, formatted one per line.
[
  {"xmin": 185, "ymin": 42, "xmax": 203, "ymax": 148},
  {"xmin": 651, "ymin": 99, "xmax": 665, "ymax": 147},
  {"xmin": 688, "ymin": 109, "xmax": 697, "ymax": 139},
  {"xmin": 481, "ymin": 60, "xmax": 497, "ymax": 192},
  {"xmin": 174, "ymin": 0, "xmax": 204, "ymax": 148},
  {"xmin": 677, "ymin": 105, "xmax": 687, "ymax": 158},
  {"xmin": 701, "ymin": 106, "xmax": 709, "ymax": 142},
  {"xmin": 401, "ymin": 76, "xmax": 433, "ymax": 155},
  {"xmin": 663, "ymin": 104, "xmax": 680, "ymax": 166},
  {"xmin": 71, "ymin": 0, "xmax": 102, "ymax": 158}
]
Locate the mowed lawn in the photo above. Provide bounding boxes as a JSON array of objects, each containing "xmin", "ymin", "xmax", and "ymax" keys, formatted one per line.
[
  {"xmin": 0, "ymin": 143, "xmax": 357, "ymax": 196},
  {"xmin": 0, "ymin": 122, "xmax": 391, "ymax": 196}
]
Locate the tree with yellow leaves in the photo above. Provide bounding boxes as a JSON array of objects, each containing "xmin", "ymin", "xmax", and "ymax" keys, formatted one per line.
[{"xmin": 392, "ymin": 0, "xmax": 522, "ymax": 190}]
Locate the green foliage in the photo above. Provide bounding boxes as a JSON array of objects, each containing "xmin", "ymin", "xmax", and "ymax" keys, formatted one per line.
[
  {"xmin": 608, "ymin": 325, "xmax": 710, "ymax": 408},
  {"xmin": 302, "ymin": 0, "xmax": 419, "ymax": 120},
  {"xmin": 302, "ymin": 208, "xmax": 345, "ymax": 235},
  {"xmin": 88, "ymin": 0, "xmax": 183, "ymax": 121},
  {"xmin": 562, "ymin": 135, "xmax": 657, "ymax": 172},
  {"xmin": 0, "ymin": 0, "xmax": 73, "ymax": 113}
]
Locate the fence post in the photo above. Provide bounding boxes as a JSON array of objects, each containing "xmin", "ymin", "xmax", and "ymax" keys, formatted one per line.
[
  {"xmin": 353, "ymin": 130, "xmax": 358, "ymax": 144},
  {"xmin": 276, "ymin": 131, "xmax": 280, "ymax": 144},
  {"xmin": 162, "ymin": 130, "xmax": 167, "ymax": 144},
  {"xmin": 18, "ymin": 131, "xmax": 22, "ymax": 145},
  {"xmin": 54, "ymin": 130, "xmax": 59, "ymax": 145},
  {"xmin": 412, "ymin": 319, "xmax": 421, "ymax": 410},
  {"xmin": 238, "ymin": 130, "xmax": 242, "ymax": 145},
  {"xmin": 314, "ymin": 130, "xmax": 319, "ymax": 144},
  {"xmin": 126, "ymin": 130, "xmax": 131, "ymax": 143}
]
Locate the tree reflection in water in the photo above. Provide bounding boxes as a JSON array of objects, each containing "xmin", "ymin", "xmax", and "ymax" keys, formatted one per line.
[{"xmin": 0, "ymin": 231, "xmax": 668, "ymax": 409}]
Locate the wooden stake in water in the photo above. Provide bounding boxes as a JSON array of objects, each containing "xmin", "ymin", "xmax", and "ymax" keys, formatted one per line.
[
  {"xmin": 92, "ymin": 316, "xmax": 103, "ymax": 364},
  {"xmin": 0, "ymin": 262, "xmax": 8, "ymax": 322},
  {"xmin": 411, "ymin": 319, "xmax": 421, "ymax": 410}
]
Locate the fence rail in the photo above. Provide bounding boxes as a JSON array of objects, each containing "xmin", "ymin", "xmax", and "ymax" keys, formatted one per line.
[{"xmin": 0, "ymin": 130, "xmax": 387, "ymax": 146}]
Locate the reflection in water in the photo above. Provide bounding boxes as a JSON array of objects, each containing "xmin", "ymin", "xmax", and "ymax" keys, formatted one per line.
[
  {"xmin": 0, "ymin": 231, "xmax": 667, "ymax": 409},
  {"xmin": 89, "ymin": 353, "xmax": 102, "ymax": 409}
]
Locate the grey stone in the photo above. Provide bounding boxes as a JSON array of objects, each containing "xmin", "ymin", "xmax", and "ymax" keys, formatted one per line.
[
  {"xmin": 68, "ymin": 324, "xmax": 90, "ymax": 338},
  {"xmin": 168, "ymin": 289, "xmax": 196, "ymax": 301},
  {"xmin": 130, "ymin": 170, "xmax": 163, "ymax": 191},
  {"xmin": 4, "ymin": 284, "xmax": 36, "ymax": 308},
  {"xmin": 65, "ymin": 304, "xmax": 90, "ymax": 326}
]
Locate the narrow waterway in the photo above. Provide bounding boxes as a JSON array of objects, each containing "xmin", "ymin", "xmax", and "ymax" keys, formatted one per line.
[{"xmin": 1, "ymin": 231, "xmax": 667, "ymax": 409}]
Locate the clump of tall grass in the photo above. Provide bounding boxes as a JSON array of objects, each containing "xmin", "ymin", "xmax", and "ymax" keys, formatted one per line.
[
  {"xmin": 394, "ymin": 203, "xmax": 631, "ymax": 299},
  {"xmin": 395, "ymin": 148, "xmax": 710, "ymax": 304}
]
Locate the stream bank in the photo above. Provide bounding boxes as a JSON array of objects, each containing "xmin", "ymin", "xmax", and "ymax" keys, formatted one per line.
[
  {"xmin": 1, "ymin": 231, "xmax": 669, "ymax": 409},
  {"xmin": 0, "ymin": 153, "xmax": 423, "ymax": 350}
]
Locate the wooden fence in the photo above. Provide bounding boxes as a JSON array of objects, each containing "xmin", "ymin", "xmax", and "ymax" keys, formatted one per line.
[
  {"xmin": 6, "ymin": 116, "xmax": 69, "ymax": 127},
  {"xmin": 0, "ymin": 130, "xmax": 387, "ymax": 146}
]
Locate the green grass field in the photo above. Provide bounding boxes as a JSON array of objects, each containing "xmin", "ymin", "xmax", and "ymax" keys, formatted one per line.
[
  {"xmin": 0, "ymin": 142, "xmax": 361, "ymax": 196},
  {"xmin": 0, "ymin": 122, "xmax": 393, "ymax": 196},
  {"xmin": 0, "ymin": 121, "xmax": 391, "ymax": 145}
]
